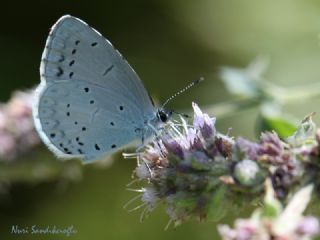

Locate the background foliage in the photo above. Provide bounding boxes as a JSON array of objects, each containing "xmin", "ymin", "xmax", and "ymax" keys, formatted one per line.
[{"xmin": 1, "ymin": 0, "xmax": 320, "ymax": 239}]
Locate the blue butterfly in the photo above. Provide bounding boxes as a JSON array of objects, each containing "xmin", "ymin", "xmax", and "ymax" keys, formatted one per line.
[{"xmin": 33, "ymin": 15, "xmax": 173, "ymax": 162}]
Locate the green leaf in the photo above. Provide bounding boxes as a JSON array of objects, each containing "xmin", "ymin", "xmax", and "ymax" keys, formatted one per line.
[
  {"xmin": 262, "ymin": 180, "xmax": 282, "ymax": 218},
  {"xmin": 207, "ymin": 186, "xmax": 228, "ymax": 221},
  {"xmin": 256, "ymin": 114, "xmax": 297, "ymax": 138}
]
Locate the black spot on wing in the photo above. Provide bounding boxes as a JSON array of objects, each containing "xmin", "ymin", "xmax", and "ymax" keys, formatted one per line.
[
  {"xmin": 58, "ymin": 55, "xmax": 65, "ymax": 62},
  {"xmin": 56, "ymin": 67, "xmax": 63, "ymax": 77},
  {"xmin": 76, "ymin": 137, "xmax": 84, "ymax": 146},
  {"xmin": 102, "ymin": 64, "xmax": 114, "ymax": 76}
]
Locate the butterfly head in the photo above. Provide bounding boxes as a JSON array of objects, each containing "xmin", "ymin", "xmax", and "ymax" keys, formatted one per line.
[{"xmin": 157, "ymin": 109, "xmax": 173, "ymax": 123}]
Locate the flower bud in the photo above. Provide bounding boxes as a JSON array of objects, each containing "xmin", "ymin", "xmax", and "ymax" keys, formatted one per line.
[{"xmin": 234, "ymin": 159, "xmax": 263, "ymax": 187}]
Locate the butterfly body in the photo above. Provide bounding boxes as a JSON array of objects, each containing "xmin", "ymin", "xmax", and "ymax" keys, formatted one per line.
[{"xmin": 33, "ymin": 15, "xmax": 167, "ymax": 162}]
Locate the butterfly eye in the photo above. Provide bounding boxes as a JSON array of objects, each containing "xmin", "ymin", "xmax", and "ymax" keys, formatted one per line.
[{"xmin": 158, "ymin": 110, "xmax": 168, "ymax": 123}]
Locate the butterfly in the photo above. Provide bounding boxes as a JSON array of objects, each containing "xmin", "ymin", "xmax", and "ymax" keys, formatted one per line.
[{"xmin": 33, "ymin": 15, "xmax": 173, "ymax": 162}]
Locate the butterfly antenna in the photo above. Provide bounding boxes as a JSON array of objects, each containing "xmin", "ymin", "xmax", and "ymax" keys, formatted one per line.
[{"xmin": 162, "ymin": 77, "xmax": 204, "ymax": 108}]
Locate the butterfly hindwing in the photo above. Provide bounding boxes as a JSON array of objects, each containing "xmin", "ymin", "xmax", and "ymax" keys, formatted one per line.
[{"xmin": 37, "ymin": 80, "xmax": 141, "ymax": 161}]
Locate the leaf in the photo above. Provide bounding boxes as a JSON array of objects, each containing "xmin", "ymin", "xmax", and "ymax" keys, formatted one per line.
[
  {"xmin": 207, "ymin": 186, "xmax": 228, "ymax": 221},
  {"xmin": 219, "ymin": 56, "xmax": 269, "ymax": 98},
  {"xmin": 256, "ymin": 114, "xmax": 297, "ymax": 138},
  {"xmin": 220, "ymin": 67, "xmax": 260, "ymax": 98},
  {"xmin": 262, "ymin": 179, "xmax": 282, "ymax": 218}
]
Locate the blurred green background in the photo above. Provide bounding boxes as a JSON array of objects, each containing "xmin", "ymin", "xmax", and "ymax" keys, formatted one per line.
[{"xmin": 1, "ymin": 0, "xmax": 320, "ymax": 239}]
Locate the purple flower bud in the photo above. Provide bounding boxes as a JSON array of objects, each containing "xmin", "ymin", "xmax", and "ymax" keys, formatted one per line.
[
  {"xmin": 235, "ymin": 220, "xmax": 256, "ymax": 240},
  {"xmin": 192, "ymin": 102, "xmax": 216, "ymax": 139},
  {"xmin": 236, "ymin": 137, "xmax": 260, "ymax": 161},
  {"xmin": 0, "ymin": 90, "xmax": 41, "ymax": 161},
  {"xmin": 218, "ymin": 219, "xmax": 256, "ymax": 240},
  {"xmin": 162, "ymin": 136, "xmax": 185, "ymax": 159},
  {"xmin": 260, "ymin": 132, "xmax": 283, "ymax": 156},
  {"xmin": 258, "ymin": 132, "xmax": 295, "ymax": 174},
  {"xmin": 218, "ymin": 225, "xmax": 237, "ymax": 239},
  {"xmin": 186, "ymin": 128, "xmax": 203, "ymax": 150},
  {"xmin": 296, "ymin": 216, "xmax": 320, "ymax": 236},
  {"xmin": 7, "ymin": 91, "xmax": 33, "ymax": 118}
]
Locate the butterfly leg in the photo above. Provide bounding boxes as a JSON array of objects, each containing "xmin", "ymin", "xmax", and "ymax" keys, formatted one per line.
[
  {"xmin": 146, "ymin": 123, "xmax": 167, "ymax": 156},
  {"xmin": 134, "ymin": 127, "xmax": 147, "ymax": 152},
  {"xmin": 134, "ymin": 123, "xmax": 166, "ymax": 156}
]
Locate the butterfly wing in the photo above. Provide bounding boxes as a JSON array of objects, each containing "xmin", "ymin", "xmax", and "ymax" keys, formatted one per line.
[{"xmin": 33, "ymin": 15, "xmax": 156, "ymax": 162}]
